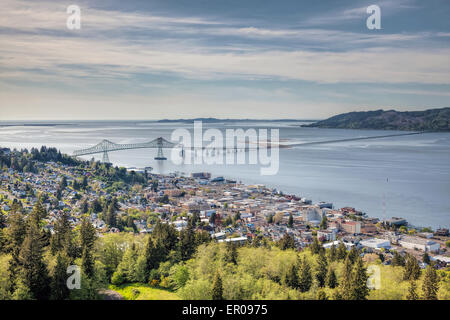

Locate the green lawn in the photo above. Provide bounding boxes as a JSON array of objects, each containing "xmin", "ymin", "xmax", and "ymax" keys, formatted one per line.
[{"xmin": 109, "ymin": 283, "xmax": 180, "ymax": 300}]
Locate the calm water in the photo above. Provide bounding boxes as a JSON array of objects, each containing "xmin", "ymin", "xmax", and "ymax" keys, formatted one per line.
[{"xmin": 0, "ymin": 120, "xmax": 449, "ymax": 229}]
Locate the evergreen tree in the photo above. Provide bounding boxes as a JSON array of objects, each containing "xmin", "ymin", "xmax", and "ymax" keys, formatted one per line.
[
  {"xmin": 317, "ymin": 289, "xmax": 328, "ymax": 300},
  {"xmin": 80, "ymin": 218, "xmax": 96, "ymax": 278},
  {"xmin": 422, "ymin": 265, "xmax": 439, "ymax": 300},
  {"xmin": 80, "ymin": 218, "xmax": 96, "ymax": 251},
  {"xmin": 111, "ymin": 197, "xmax": 120, "ymax": 211},
  {"xmin": 422, "ymin": 252, "xmax": 431, "ymax": 265},
  {"xmin": 326, "ymin": 266, "xmax": 338, "ymax": 288},
  {"xmin": 298, "ymin": 256, "xmax": 312, "ymax": 292},
  {"xmin": 195, "ymin": 230, "xmax": 211, "ymax": 246},
  {"xmin": 100, "ymin": 240, "xmax": 123, "ymax": 281},
  {"xmin": 105, "ymin": 204, "xmax": 117, "ymax": 228},
  {"xmin": 310, "ymin": 237, "xmax": 322, "ymax": 255},
  {"xmin": 225, "ymin": 242, "xmax": 238, "ymax": 265},
  {"xmin": 6, "ymin": 210, "xmax": 26, "ymax": 253},
  {"xmin": 81, "ymin": 247, "xmax": 95, "ymax": 279},
  {"xmin": 279, "ymin": 233, "xmax": 295, "ymax": 250},
  {"xmin": 319, "ymin": 215, "xmax": 328, "ymax": 230},
  {"xmin": 347, "ymin": 246, "xmax": 359, "ymax": 264},
  {"xmin": 288, "ymin": 213, "xmax": 294, "ymax": 228},
  {"xmin": 152, "ymin": 220, "xmax": 178, "ymax": 254},
  {"xmin": 328, "ymin": 244, "xmax": 337, "ymax": 262},
  {"xmin": 30, "ymin": 200, "xmax": 47, "ymax": 224},
  {"xmin": 224, "ymin": 216, "xmax": 233, "ymax": 226},
  {"xmin": 5, "ymin": 210, "xmax": 26, "ymax": 292},
  {"xmin": 81, "ymin": 176, "xmax": 88, "ymax": 189},
  {"xmin": 403, "ymin": 254, "xmax": 421, "ymax": 281},
  {"xmin": 91, "ymin": 198, "xmax": 102, "ymax": 213},
  {"xmin": 51, "ymin": 254, "xmax": 70, "ymax": 300},
  {"xmin": 144, "ymin": 237, "xmax": 165, "ymax": 278},
  {"xmin": 332, "ymin": 289, "xmax": 342, "ymax": 300},
  {"xmin": 177, "ymin": 221, "xmax": 196, "ymax": 261},
  {"xmin": 406, "ymin": 280, "xmax": 419, "ymax": 300},
  {"xmin": 391, "ymin": 251, "xmax": 406, "ymax": 267},
  {"xmin": 339, "ymin": 256, "xmax": 353, "ymax": 300},
  {"xmin": 59, "ymin": 176, "xmax": 67, "ymax": 190},
  {"xmin": 315, "ymin": 250, "xmax": 328, "ymax": 287},
  {"xmin": 56, "ymin": 188, "xmax": 62, "ymax": 201},
  {"xmin": 0, "ymin": 229, "xmax": 6, "ymax": 254},
  {"xmin": 72, "ymin": 179, "xmax": 80, "ymax": 190},
  {"xmin": 212, "ymin": 272, "xmax": 223, "ymax": 300},
  {"xmin": 80, "ymin": 200, "xmax": 89, "ymax": 214},
  {"xmin": 209, "ymin": 212, "xmax": 216, "ymax": 225},
  {"xmin": 50, "ymin": 211, "xmax": 74, "ymax": 257},
  {"xmin": 337, "ymin": 242, "xmax": 347, "ymax": 260},
  {"xmin": 17, "ymin": 218, "xmax": 50, "ymax": 299},
  {"xmin": 350, "ymin": 256, "xmax": 369, "ymax": 300},
  {"xmin": 0, "ymin": 212, "xmax": 6, "ymax": 229},
  {"xmin": 284, "ymin": 263, "xmax": 299, "ymax": 289},
  {"xmin": 111, "ymin": 244, "xmax": 140, "ymax": 284}
]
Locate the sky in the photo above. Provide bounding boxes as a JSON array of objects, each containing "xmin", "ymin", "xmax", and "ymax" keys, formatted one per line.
[{"xmin": 0, "ymin": 0, "xmax": 450, "ymax": 120}]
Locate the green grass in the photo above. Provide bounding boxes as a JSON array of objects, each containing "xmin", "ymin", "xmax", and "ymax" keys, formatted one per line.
[{"xmin": 109, "ymin": 283, "xmax": 180, "ymax": 300}]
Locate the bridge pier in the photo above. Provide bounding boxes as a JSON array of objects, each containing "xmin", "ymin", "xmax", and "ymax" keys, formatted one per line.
[
  {"xmin": 154, "ymin": 137, "xmax": 167, "ymax": 160},
  {"xmin": 102, "ymin": 150, "xmax": 110, "ymax": 163}
]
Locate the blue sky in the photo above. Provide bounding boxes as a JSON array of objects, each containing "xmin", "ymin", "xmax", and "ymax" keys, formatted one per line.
[{"xmin": 0, "ymin": 0, "xmax": 449, "ymax": 120}]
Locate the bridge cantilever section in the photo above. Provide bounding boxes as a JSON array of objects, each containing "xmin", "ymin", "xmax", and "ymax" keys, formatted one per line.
[{"xmin": 72, "ymin": 137, "xmax": 176, "ymax": 162}]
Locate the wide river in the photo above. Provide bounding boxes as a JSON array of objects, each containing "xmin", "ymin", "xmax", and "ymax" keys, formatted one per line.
[{"xmin": 0, "ymin": 120, "xmax": 449, "ymax": 229}]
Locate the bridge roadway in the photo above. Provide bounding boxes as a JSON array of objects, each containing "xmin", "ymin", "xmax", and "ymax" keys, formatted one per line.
[{"xmin": 72, "ymin": 131, "xmax": 427, "ymax": 162}]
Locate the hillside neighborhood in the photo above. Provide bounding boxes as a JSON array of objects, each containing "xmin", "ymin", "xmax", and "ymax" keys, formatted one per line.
[{"xmin": 1, "ymin": 146, "xmax": 449, "ymax": 270}]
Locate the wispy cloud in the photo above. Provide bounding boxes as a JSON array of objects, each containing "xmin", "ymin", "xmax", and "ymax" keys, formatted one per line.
[
  {"xmin": 0, "ymin": 0, "xmax": 449, "ymax": 119},
  {"xmin": 302, "ymin": 0, "xmax": 419, "ymax": 26}
]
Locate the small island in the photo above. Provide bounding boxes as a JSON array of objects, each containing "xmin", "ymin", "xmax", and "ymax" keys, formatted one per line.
[{"xmin": 302, "ymin": 107, "xmax": 450, "ymax": 131}]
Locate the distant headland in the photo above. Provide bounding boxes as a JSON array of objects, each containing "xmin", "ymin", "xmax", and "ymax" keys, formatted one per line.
[{"xmin": 302, "ymin": 107, "xmax": 450, "ymax": 131}]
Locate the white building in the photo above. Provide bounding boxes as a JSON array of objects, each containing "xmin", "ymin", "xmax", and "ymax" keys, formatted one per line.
[
  {"xmin": 360, "ymin": 238, "xmax": 391, "ymax": 250},
  {"xmin": 212, "ymin": 232, "xmax": 226, "ymax": 240},
  {"xmin": 322, "ymin": 240, "xmax": 354, "ymax": 250},
  {"xmin": 172, "ymin": 220, "xmax": 188, "ymax": 231},
  {"xmin": 317, "ymin": 230, "xmax": 337, "ymax": 242},
  {"xmin": 431, "ymin": 255, "xmax": 450, "ymax": 266},
  {"xmin": 302, "ymin": 207, "xmax": 323, "ymax": 223},
  {"xmin": 398, "ymin": 236, "xmax": 440, "ymax": 252},
  {"xmin": 218, "ymin": 236, "xmax": 248, "ymax": 244}
]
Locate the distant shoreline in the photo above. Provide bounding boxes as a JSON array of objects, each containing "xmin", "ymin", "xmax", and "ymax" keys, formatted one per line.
[
  {"xmin": 0, "ymin": 119, "xmax": 318, "ymax": 127},
  {"xmin": 0, "ymin": 123, "xmax": 67, "ymax": 127}
]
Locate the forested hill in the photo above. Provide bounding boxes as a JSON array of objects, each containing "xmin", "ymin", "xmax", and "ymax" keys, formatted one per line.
[{"xmin": 302, "ymin": 107, "xmax": 450, "ymax": 131}]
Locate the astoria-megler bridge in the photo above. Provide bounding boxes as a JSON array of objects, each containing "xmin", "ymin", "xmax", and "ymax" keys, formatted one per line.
[
  {"xmin": 72, "ymin": 137, "xmax": 176, "ymax": 163},
  {"xmin": 72, "ymin": 131, "xmax": 425, "ymax": 163},
  {"xmin": 72, "ymin": 136, "xmax": 259, "ymax": 163}
]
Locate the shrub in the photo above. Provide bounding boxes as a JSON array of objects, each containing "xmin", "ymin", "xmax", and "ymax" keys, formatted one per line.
[
  {"xmin": 111, "ymin": 270, "xmax": 126, "ymax": 285},
  {"xmin": 131, "ymin": 288, "xmax": 140, "ymax": 299},
  {"xmin": 149, "ymin": 279, "xmax": 159, "ymax": 287}
]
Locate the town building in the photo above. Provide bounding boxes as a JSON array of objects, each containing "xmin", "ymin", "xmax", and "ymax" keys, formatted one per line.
[
  {"xmin": 398, "ymin": 236, "xmax": 440, "ymax": 252},
  {"xmin": 359, "ymin": 238, "xmax": 391, "ymax": 250}
]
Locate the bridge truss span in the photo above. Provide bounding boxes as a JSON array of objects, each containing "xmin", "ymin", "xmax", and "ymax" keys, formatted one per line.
[{"xmin": 72, "ymin": 137, "xmax": 176, "ymax": 162}]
